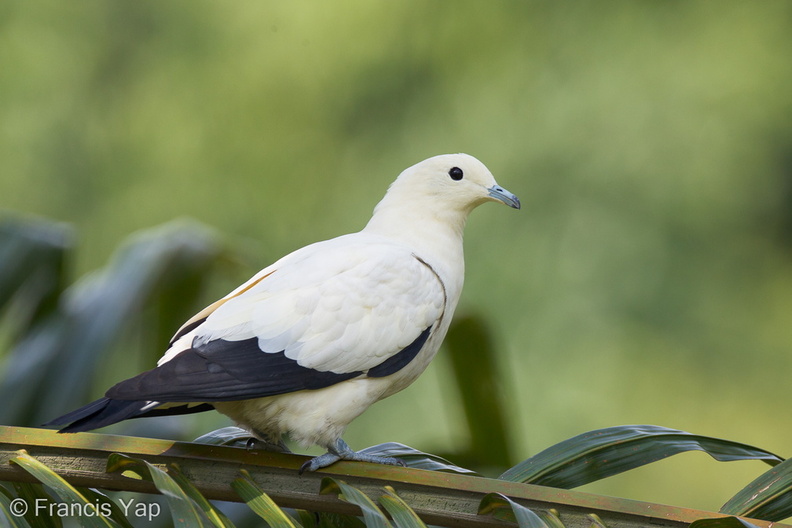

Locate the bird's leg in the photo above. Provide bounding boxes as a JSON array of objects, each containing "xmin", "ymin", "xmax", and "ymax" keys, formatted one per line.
[
  {"xmin": 299, "ymin": 438, "xmax": 406, "ymax": 473},
  {"xmin": 249, "ymin": 429, "xmax": 292, "ymax": 453}
]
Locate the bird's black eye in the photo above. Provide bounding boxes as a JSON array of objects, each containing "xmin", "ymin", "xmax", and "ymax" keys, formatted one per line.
[{"xmin": 448, "ymin": 167, "xmax": 464, "ymax": 181}]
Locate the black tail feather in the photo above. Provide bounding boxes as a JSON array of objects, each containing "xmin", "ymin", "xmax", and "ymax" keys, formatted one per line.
[
  {"xmin": 45, "ymin": 398, "xmax": 152, "ymax": 433},
  {"xmin": 44, "ymin": 398, "xmax": 214, "ymax": 433},
  {"xmin": 44, "ymin": 398, "xmax": 112, "ymax": 427}
]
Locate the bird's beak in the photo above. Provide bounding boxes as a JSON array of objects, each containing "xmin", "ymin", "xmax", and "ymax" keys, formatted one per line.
[{"xmin": 488, "ymin": 185, "xmax": 521, "ymax": 210}]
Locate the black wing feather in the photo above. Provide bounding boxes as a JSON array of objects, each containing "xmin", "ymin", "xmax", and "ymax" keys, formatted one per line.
[
  {"xmin": 46, "ymin": 326, "xmax": 433, "ymax": 433},
  {"xmin": 368, "ymin": 326, "xmax": 431, "ymax": 377},
  {"xmin": 106, "ymin": 337, "xmax": 362, "ymax": 401},
  {"xmin": 107, "ymin": 327, "xmax": 433, "ymax": 402}
]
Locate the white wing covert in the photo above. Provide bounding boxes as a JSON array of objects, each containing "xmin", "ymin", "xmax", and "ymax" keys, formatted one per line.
[{"xmin": 105, "ymin": 234, "xmax": 446, "ymax": 402}]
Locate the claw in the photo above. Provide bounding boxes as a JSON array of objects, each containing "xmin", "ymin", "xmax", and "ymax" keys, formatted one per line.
[{"xmin": 299, "ymin": 452, "xmax": 341, "ymax": 474}]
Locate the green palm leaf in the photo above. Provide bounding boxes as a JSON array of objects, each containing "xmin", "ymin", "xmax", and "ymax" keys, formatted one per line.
[
  {"xmin": 0, "ymin": 220, "xmax": 224, "ymax": 427},
  {"xmin": 0, "ymin": 485, "xmax": 34, "ymax": 528},
  {"xmin": 479, "ymin": 493, "xmax": 551, "ymax": 528},
  {"xmin": 720, "ymin": 456, "xmax": 792, "ymax": 521},
  {"xmin": 320, "ymin": 478, "xmax": 391, "ymax": 528},
  {"xmin": 106, "ymin": 453, "xmax": 208, "ymax": 527},
  {"xmin": 358, "ymin": 443, "xmax": 477, "ymax": 475},
  {"xmin": 168, "ymin": 465, "xmax": 236, "ymax": 528},
  {"xmin": 499, "ymin": 425, "xmax": 783, "ymax": 488},
  {"xmin": 689, "ymin": 517, "xmax": 763, "ymax": 528},
  {"xmin": 76, "ymin": 488, "xmax": 135, "ymax": 528},
  {"xmin": 9, "ymin": 482, "xmax": 61, "ymax": 528},
  {"xmin": 0, "ymin": 217, "xmax": 71, "ymax": 333},
  {"xmin": 230, "ymin": 470, "xmax": 300, "ymax": 528},
  {"xmin": 377, "ymin": 487, "xmax": 427, "ymax": 528},
  {"xmin": 10, "ymin": 451, "xmax": 114, "ymax": 528},
  {"xmin": 193, "ymin": 427, "xmax": 255, "ymax": 448}
]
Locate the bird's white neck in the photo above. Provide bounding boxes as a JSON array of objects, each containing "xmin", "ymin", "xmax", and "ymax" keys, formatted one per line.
[{"xmin": 362, "ymin": 198, "xmax": 468, "ymax": 298}]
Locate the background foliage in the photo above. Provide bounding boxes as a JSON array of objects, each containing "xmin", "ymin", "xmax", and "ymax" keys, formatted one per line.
[{"xmin": 2, "ymin": 0, "xmax": 792, "ymax": 515}]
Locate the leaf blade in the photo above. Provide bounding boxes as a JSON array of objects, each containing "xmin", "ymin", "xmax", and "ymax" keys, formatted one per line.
[
  {"xmin": 76, "ymin": 488, "xmax": 135, "ymax": 528},
  {"xmin": 168, "ymin": 465, "xmax": 236, "ymax": 528},
  {"xmin": 0, "ymin": 485, "xmax": 34, "ymax": 528},
  {"xmin": 10, "ymin": 482, "xmax": 62, "ymax": 528},
  {"xmin": 230, "ymin": 470, "xmax": 299, "ymax": 528},
  {"xmin": 105, "ymin": 453, "xmax": 207, "ymax": 527},
  {"xmin": 377, "ymin": 487, "xmax": 427, "ymax": 528},
  {"xmin": 193, "ymin": 427, "xmax": 255, "ymax": 448},
  {"xmin": 320, "ymin": 478, "xmax": 391, "ymax": 528},
  {"xmin": 690, "ymin": 517, "xmax": 763, "ymax": 528},
  {"xmin": 721, "ymin": 456, "xmax": 792, "ymax": 521},
  {"xmin": 10, "ymin": 451, "xmax": 114, "ymax": 528},
  {"xmin": 499, "ymin": 425, "xmax": 783, "ymax": 488},
  {"xmin": 358, "ymin": 443, "xmax": 477, "ymax": 475},
  {"xmin": 478, "ymin": 493, "xmax": 550, "ymax": 528}
]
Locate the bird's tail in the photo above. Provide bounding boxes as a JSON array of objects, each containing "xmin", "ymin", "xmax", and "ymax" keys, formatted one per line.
[{"xmin": 44, "ymin": 398, "xmax": 214, "ymax": 433}]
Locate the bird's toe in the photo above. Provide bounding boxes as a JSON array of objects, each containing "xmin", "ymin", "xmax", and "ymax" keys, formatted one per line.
[
  {"xmin": 344, "ymin": 452, "xmax": 406, "ymax": 467},
  {"xmin": 299, "ymin": 452, "xmax": 341, "ymax": 474}
]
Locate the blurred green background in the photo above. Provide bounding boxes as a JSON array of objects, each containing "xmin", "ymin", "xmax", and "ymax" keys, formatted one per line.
[{"xmin": 2, "ymin": 0, "xmax": 792, "ymax": 516}]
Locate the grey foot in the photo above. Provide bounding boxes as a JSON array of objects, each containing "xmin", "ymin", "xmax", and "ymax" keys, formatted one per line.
[{"xmin": 299, "ymin": 439, "xmax": 406, "ymax": 473}]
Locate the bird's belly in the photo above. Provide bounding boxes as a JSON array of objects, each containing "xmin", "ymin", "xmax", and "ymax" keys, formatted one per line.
[
  {"xmin": 376, "ymin": 327, "xmax": 446, "ymax": 398},
  {"xmin": 213, "ymin": 329, "xmax": 446, "ymax": 450},
  {"xmin": 214, "ymin": 377, "xmax": 393, "ymax": 449}
]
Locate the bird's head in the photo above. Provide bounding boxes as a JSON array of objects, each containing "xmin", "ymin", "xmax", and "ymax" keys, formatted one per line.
[{"xmin": 372, "ymin": 154, "xmax": 520, "ymax": 225}]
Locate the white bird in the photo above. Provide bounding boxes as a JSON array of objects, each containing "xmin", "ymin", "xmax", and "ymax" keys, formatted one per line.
[{"xmin": 47, "ymin": 153, "xmax": 520, "ymax": 471}]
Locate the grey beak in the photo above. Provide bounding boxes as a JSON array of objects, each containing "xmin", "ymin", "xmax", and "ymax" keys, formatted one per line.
[{"xmin": 488, "ymin": 185, "xmax": 521, "ymax": 210}]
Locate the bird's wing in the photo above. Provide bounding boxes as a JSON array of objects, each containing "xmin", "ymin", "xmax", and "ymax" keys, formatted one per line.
[{"xmin": 106, "ymin": 234, "xmax": 446, "ymax": 402}]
